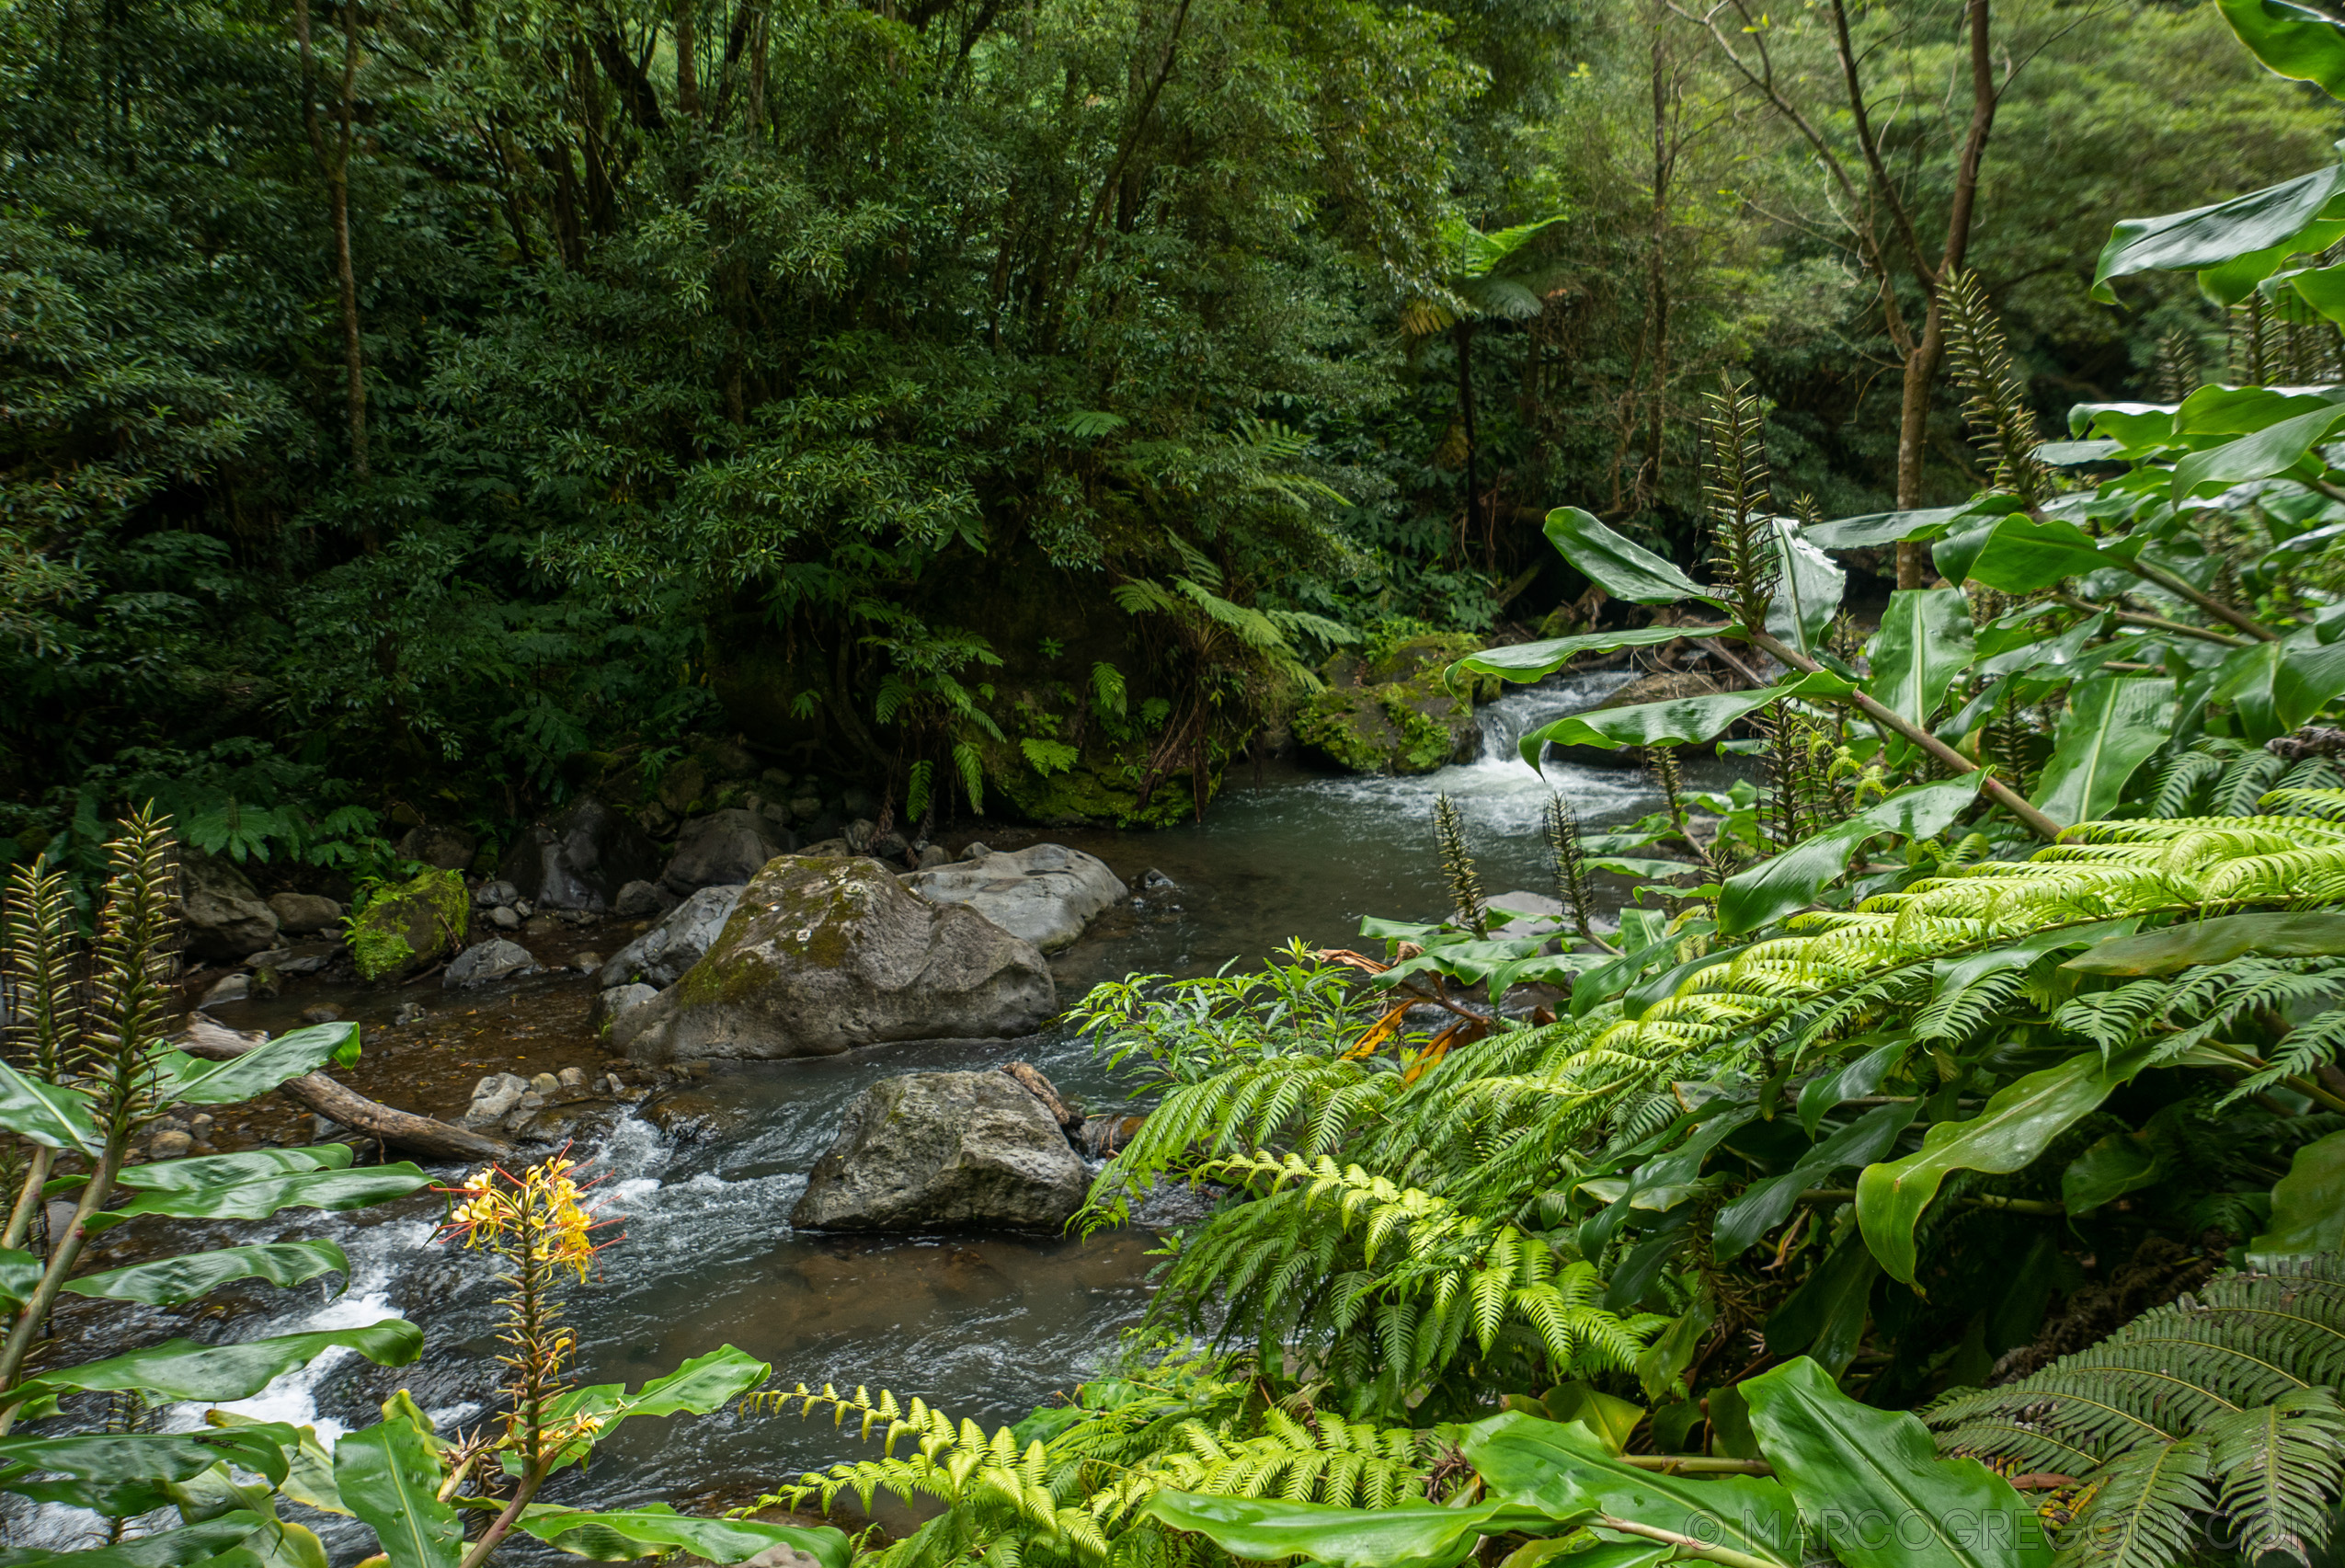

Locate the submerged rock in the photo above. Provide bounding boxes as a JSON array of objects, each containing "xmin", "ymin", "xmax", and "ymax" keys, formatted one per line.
[
  {"xmin": 349, "ymin": 868, "xmax": 468, "ymax": 982},
  {"xmin": 790, "ymin": 1069, "xmax": 1090, "ymax": 1231},
  {"xmin": 499, "ymin": 796, "xmax": 661, "ymax": 912},
  {"xmin": 175, "ymin": 853, "xmax": 280, "ymax": 961},
  {"xmin": 605, "ymin": 855, "xmax": 1054, "ymax": 1062},
  {"xmin": 596, "ymin": 884, "xmax": 744, "ymax": 990},
  {"xmin": 1293, "ymin": 633, "xmax": 1499, "ymax": 776},
  {"xmin": 902, "ymin": 842, "xmax": 1127, "ymax": 953}
]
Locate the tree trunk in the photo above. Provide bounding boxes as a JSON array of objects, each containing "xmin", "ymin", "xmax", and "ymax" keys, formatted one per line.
[
  {"xmin": 675, "ymin": 0, "xmax": 701, "ymax": 120},
  {"xmin": 294, "ymin": 0, "xmax": 368, "ymax": 480},
  {"xmin": 1456, "ymin": 320, "xmax": 1481, "ymax": 557},
  {"xmin": 179, "ymin": 1016, "xmax": 516, "ymax": 1163}
]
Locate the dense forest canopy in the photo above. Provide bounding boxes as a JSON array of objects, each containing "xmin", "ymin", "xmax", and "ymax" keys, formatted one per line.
[{"xmin": 0, "ymin": 0, "xmax": 2333, "ymax": 878}]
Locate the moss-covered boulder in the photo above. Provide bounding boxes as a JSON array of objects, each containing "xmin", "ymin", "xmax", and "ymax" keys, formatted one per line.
[
  {"xmin": 603, "ymin": 855, "xmax": 1055, "ymax": 1062},
  {"xmin": 1294, "ymin": 633, "xmax": 1500, "ymax": 775},
  {"xmin": 349, "ymin": 868, "xmax": 468, "ymax": 982},
  {"xmin": 987, "ymin": 735, "xmax": 1219, "ymax": 827}
]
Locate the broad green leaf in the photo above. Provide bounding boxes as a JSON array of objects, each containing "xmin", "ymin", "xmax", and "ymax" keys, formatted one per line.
[
  {"xmin": 4, "ymin": 1319, "xmax": 424, "ymax": 1409},
  {"xmin": 190, "ymin": 1519, "xmax": 331, "ymax": 1568},
  {"xmin": 1451, "ymin": 623, "xmax": 1731, "ymax": 685},
  {"xmin": 1740, "ymin": 1358, "xmax": 2054, "ymax": 1568},
  {"xmin": 2091, "ymin": 166, "xmax": 2344, "ymax": 303},
  {"xmin": 2217, "ymin": 0, "xmax": 2345, "ymax": 98},
  {"xmin": 2210, "ymin": 638, "xmax": 2286, "ymax": 742},
  {"xmin": 1798, "ymin": 1040, "xmax": 1907, "ymax": 1137},
  {"xmin": 1541, "ymin": 507, "xmax": 1720, "ymax": 608},
  {"xmin": 205, "ymin": 1414, "xmax": 345, "ymax": 1516},
  {"xmin": 1517, "ymin": 671, "xmax": 1858, "ymax": 763},
  {"xmin": 2065, "ymin": 911, "xmax": 2345, "ymax": 976},
  {"xmin": 1947, "ymin": 517, "xmax": 2110, "ymax": 593},
  {"xmin": 2275, "ymin": 639, "xmax": 2345, "ymax": 729},
  {"xmin": 1714, "ymin": 1102, "xmax": 1918, "ymax": 1259},
  {"xmin": 2062, "ymin": 1132, "xmax": 2159, "ymax": 1217},
  {"xmin": 1769, "ymin": 523, "xmax": 1845, "ymax": 655},
  {"xmin": 1804, "ymin": 505, "xmax": 1972, "ymax": 551},
  {"xmin": 0, "ymin": 1248, "xmax": 39, "ymax": 1311},
  {"xmin": 2029, "ymin": 678, "xmax": 2175, "ymax": 828},
  {"xmin": 1718, "ymin": 775, "xmax": 1985, "ymax": 935},
  {"xmin": 145, "ymin": 1024, "xmax": 360, "ymax": 1106},
  {"xmin": 93, "ymin": 1164, "xmax": 432, "ymax": 1233},
  {"xmin": 1145, "ymin": 1491, "xmax": 1555, "ymax": 1568},
  {"xmin": 2248, "ymin": 1128, "xmax": 2345, "ymax": 1262},
  {"xmin": 2279, "ymin": 259, "xmax": 2345, "ymax": 323},
  {"xmin": 1857, "ymin": 1047, "xmax": 2156, "ymax": 1284},
  {"xmin": 507, "ymin": 1505, "xmax": 852, "ymax": 1568},
  {"xmin": 64, "ymin": 1242, "xmax": 349, "ymax": 1306},
  {"xmin": 0, "ymin": 1060, "xmax": 103, "ymax": 1154},
  {"xmin": 1539, "ymin": 1386, "xmax": 1647, "ymax": 1455},
  {"xmin": 532, "ymin": 1346, "xmax": 772, "ymax": 1472},
  {"xmin": 0, "ymin": 1427, "xmax": 299, "ymax": 1516},
  {"xmin": 1864, "ymin": 589, "xmax": 1974, "ymax": 734},
  {"xmin": 335, "ymin": 1413, "xmax": 463, "ymax": 1568},
  {"xmin": 114, "ymin": 1145, "xmax": 355, "ymax": 1192},
  {"xmin": 0, "ymin": 1515, "xmax": 268, "ymax": 1568},
  {"xmin": 1463, "ymin": 1413, "xmax": 1799, "ymax": 1568},
  {"xmin": 2169, "ymin": 403, "xmax": 2345, "ymax": 502},
  {"xmin": 1763, "ymin": 1231, "xmax": 1878, "ymax": 1378}
]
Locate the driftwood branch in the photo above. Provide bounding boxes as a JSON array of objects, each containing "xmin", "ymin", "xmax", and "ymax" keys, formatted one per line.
[{"xmin": 177, "ymin": 1016, "xmax": 516, "ymax": 1164}]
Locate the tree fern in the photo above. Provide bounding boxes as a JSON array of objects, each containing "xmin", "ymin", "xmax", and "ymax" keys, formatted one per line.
[{"xmin": 1928, "ymin": 1258, "xmax": 2345, "ymax": 1567}]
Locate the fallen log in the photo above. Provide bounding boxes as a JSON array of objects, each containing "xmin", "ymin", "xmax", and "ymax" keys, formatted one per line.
[{"xmin": 176, "ymin": 1015, "xmax": 515, "ymax": 1164}]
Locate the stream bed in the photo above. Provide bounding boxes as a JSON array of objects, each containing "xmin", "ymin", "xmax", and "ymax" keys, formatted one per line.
[{"xmin": 55, "ymin": 673, "xmax": 1715, "ymax": 1548}]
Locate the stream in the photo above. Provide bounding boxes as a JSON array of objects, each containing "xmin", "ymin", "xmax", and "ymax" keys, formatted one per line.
[{"xmin": 42, "ymin": 672, "xmax": 1718, "ymax": 1551}]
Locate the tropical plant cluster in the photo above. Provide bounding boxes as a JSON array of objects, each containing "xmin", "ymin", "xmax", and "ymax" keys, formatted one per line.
[
  {"xmin": 739, "ymin": 11, "xmax": 2345, "ymax": 1568},
  {"xmin": 2, "ymin": 0, "xmax": 2332, "ymax": 874},
  {"xmin": 0, "ymin": 820, "xmax": 850, "ymax": 1568}
]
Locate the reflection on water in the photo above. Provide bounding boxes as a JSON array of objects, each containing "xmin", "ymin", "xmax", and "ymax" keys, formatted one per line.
[{"xmin": 60, "ymin": 675, "xmax": 1721, "ymax": 1545}]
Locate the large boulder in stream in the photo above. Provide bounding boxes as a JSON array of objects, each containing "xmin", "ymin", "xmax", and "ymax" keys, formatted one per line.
[
  {"xmin": 901, "ymin": 843, "xmax": 1126, "ymax": 953},
  {"xmin": 1293, "ymin": 633, "xmax": 1500, "ymax": 775},
  {"xmin": 597, "ymin": 884, "xmax": 745, "ymax": 990},
  {"xmin": 604, "ymin": 855, "xmax": 1055, "ymax": 1062},
  {"xmin": 790, "ymin": 1069, "xmax": 1090, "ymax": 1231},
  {"xmin": 349, "ymin": 868, "xmax": 468, "ymax": 982},
  {"xmin": 499, "ymin": 796, "xmax": 661, "ymax": 912}
]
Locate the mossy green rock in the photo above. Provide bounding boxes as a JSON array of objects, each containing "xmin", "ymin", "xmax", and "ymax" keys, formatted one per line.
[
  {"xmin": 350, "ymin": 868, "xmax": 468, "ymax": 982},
  {"xmin": 1294, "ymin": 634, "xmax": 1499, "ymax": 776},
  {"xmin": 989, "ymin": 736, "xmax": 1219, "ymax": 828},
  {"xmin": 603, "ymin": 854, "xmax": 1055, "ymax": 1061}
]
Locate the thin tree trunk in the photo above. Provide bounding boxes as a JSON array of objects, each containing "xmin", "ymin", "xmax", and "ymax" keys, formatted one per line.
[
  {"xmin": 1644, "ymin": 13, "xmax": 1673, "ymax": 504},
  {"xmin": 295, "ymin": 0, "xmax": 368, "ymax": 480},
  {"xmin": 675, "ymin": 0, "xmax": 701, "ymax": 120},
  {"xmin": 1456, "ymin": 321, "xmax": 1481, "ymax": 555}
]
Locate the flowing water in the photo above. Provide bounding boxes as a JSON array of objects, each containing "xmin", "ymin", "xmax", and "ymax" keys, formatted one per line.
[{"xmin": 40, "ymin": 673, "xmax": 1727, "ymax": 1551}]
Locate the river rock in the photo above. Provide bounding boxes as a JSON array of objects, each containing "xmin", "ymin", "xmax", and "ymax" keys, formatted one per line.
[
  {"xmin": 499, "ymin": 797, "xmax": 661, "ymax": 912},
  {"xmin": 175, "ymin": 853, "xmax": 280, "ymax": 961},
  {"xmin": 901, "ymin": 843, "xmax": 1127, "ymax": 953},
  {"xmin": 349, "ymin": 868, "xmax": 468, "ymax": 982},
  {"xmin": 464, "ymin": 1072, "xmax": 532, "ymax": 1127},
  {"xmin": 475, "ymin": 879, "xmax": 520, "ymax": 909},
  {"xmin": 604, "ymin": 856, "xmax": 1054, "ymax": 1062},
  {"xmin": 1293, "ymin": 634, "xmax": 1499, "ymax": 775},
  {"xmin": 487, "ymin": 906, "xmax": 521, "ymax": 931},
  {"xmin": 445, "ymin": 937, "xmax": 539, "ymax": 990},
  {"xmin": 267, "ymin": 892, "xmax": 343, "ymax": 935},
  {"xmin": 789, "ymin": 1070, "xmax": 1090, "ymax": 1231},
  {"xmin": 595, "ymin": 984, "xmax": 658, "ymax": 1030},
  {"xmin": 200, "ymin": 972, "xmax": 249, "ymax": 1007},
  {"xmin": 640, "ymin": 1088, "xmax": 747, "ymax": 1141},
  {"xmin": 396, "ymin": 824, "xmax": 477, "ymax": 873},
  {"xmin": 613, "ymin": 879, "xmax": 670, "ymax": 918},
  {"xmin": 597, "ymin": 884, "xmax": 744, "ymax": 990},
  {"xmin": 663, "ymin": 809, "xmax": 788, "ymax": 894}
]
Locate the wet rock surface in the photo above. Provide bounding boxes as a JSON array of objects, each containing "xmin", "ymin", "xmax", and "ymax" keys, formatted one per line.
[
  {"xmin": 607, "ymin": 855, "xmax": 1055, "ymax": 1062},
  {"xmin": 790, "ymin": 1069, "xmax": 1090, "ymax": 1231},
  {"xmin": 902, "ymin": 843, "xmax": 1127, "ymax": 954},
  {"xmin": 597, "ymin": 884, "xmax": 745, "ymax": 990},
  {"xmin": 176, "ymin": 853, "xmax": 280, "ymax": 960}
]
